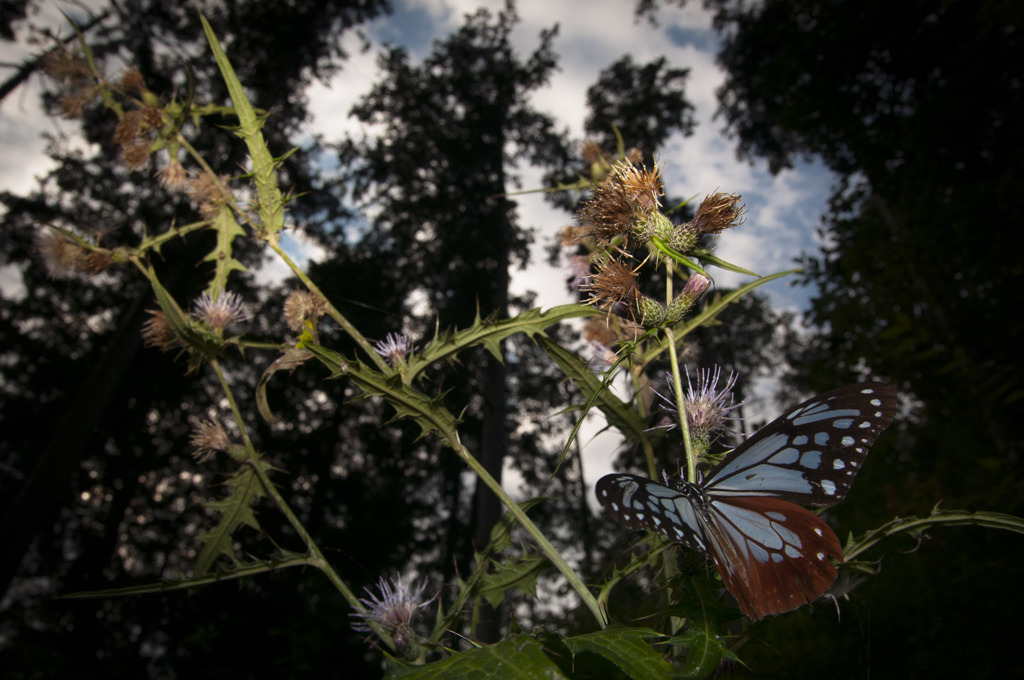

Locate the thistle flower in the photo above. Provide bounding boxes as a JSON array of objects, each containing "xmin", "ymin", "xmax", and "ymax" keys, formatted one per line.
[
  {"xmin": 576, "ymin": 161, "xmax": 663, "ymax": 249},
  {"xmin": 582, "ymin": 258, "xmax": 640, "ymax": 313},
  {"xmin": 692, "ymin": 192, "xmax": 745, "ymax": 235},
  {"xmin": 350, "ymin": 574, "xmax": 434, "ymax": 660},
  {"xmin": 666, "ymin": 273, "xmax": 713, "ymax": 323},
  {"xmin": 683, "ymin": 366, "xmax": 745, "ymax": 452},
  {"xmin": 141, "ymin": 309, "xmax": 179, "ymax": 351},
  {"xmin": 35, "ymin": 230, "xmax": 87, "ymax": 278},
  {"xmin": 119, "ymin": 68, "xmax": 146, "ymax": 93},
  {"xmin": 40, "ymin": 48, "xmax": 88, "ymax": 83},
  {"xmin": 187, "ymin": 173, "xmax": 231, "ymax": 219},
  {"xmin": 653, "ymin": 366, "xmax": 745, "ymax": 454},
  {"xmin": 120, "ymin": 138, "xmax": 152, "ymax": 171},
  {"xmin": 283, "ymin": 290, "xmax": 327, "ymax": 332},
  {"xmin": 189, "ymin": 418, "xmax": 231, "ymax": 463},
  {"xmin": 192, "ymin": 291, "xmax": 246, "ymax": 332},
  {"xmin": 157, "ymin": 158, "xmax": 188, "ymax": 192},
  {"xmin": 374, "ymin": 332, "xmax": 413, "ymax": 365}
]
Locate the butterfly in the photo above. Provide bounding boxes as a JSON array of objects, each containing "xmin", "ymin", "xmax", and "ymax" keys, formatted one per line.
[{"xmin": 596, "ymin": 383, "xmax": 897, "ymax": 620}]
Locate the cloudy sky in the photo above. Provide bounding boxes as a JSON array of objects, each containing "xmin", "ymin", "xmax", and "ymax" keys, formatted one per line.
[
  {"xmin": 296, "ymin": 0, "xmax": 836, "ymax": 313},
  {"xmin": 1, "ymin": 0, "xmax": 832, "ymax": 475},
  {"xmin": 2, "ymin": 0, "xmax": 835, "ymax": 312}
]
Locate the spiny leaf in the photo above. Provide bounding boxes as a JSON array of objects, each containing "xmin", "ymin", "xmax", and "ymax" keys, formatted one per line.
[
  {"xmin": 202, "ymin": 208, "xmax": 248, "ymax": 293},
  {"xmin": 484, "ymin": 497, "xmax": 550, "ymax": 555},
  {"xmin": 200, "ymin": 15, "xmax": 285, "ymax": 237},
  {"xmin": 406, "ymin": 304, "xmax": 601, "ymax": 382},
  {"xmin": 476, "ymin": 554, "xmax": 549, "ymax": 609},
  {"xmin": 304, "ymin": 343, "xmax": 460, "ymax": 440},
  {"xmin": 665, "ymin": 620, "xmax": 739, "ymax": 679},
  {"xmin": 195, "ymin": 460, "xmax": 272, "ymax": 575},
  {"xmin": 538, "ymin": 335, "xmax": 647, "ymax": 439},
  {"xmin": 842, "ymin": 506, "xmax": 1024, "ymax": 562},
  {"xmin": 58, "ymin": 550, "xmax": 313, "ymax": 599},
  {"xmin": 561, "ymin": 624, "xmax": 674, "ymax": 680}
]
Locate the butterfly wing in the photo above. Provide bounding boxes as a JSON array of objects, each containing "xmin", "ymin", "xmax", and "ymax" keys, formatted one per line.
[
  {"xmin": 701, "ymin": 496, "xmax": 842, "ymax": 620},
  {"xmin": 703, "ymin": 383, "xmax": 897, "ymax": 507},
  {"xmin": 596, "ymin": 474, "xmax": 708, "ymax": 555},
  {"xmin": 597, "ymin": 474, "xmax": 846, "ymax": 620},
  {"xmin": 597, "ymin": 384, "xmax": 897, "ymax": 619}
]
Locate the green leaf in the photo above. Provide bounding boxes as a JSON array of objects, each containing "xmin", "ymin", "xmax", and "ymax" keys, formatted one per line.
[
  {"xmin": 666, "ymin": 623, "xmax": 738, "ymax": 679},
  {"xmin": 477, "ymin": 554, "xmax": 549, "ymax": 609},
  {"xmin": 58, "ymin": 550, "xmax": 313, "ymax": 599},
  {"xmin": 303, "ymin": 344, "xmax": 461, "ymax": 441},
  {"xmin": 200, "ymin": 15, "xmax": 285, "ymax": 237},
  {"xmin": 395, "ymin": 635, "xmax": 569, "ymax": 679},
  {"xmin": 195, "ymin": 459, "xmax": 272, "ymax": 574},
  {"xmin": 202, "ymin": 208, "xmax": 248, "ymax": 293},
  {"xmin": 537, "ymin": 335, "xmax": 647, "ymax": 443},
  {"xmin": 406, "ymin": 304, "xmax": 601, "ymax": 383},
  {"xmin": 692, "ymin": 249, "xmax": 761, "ymax": 277},
  {"xmin": 561, "ymin": 624, "xmax": 673, "ymax": 680},
  {"xmin": 484, "ymin": 497, "xmax": 550, "ymax": 555},
  {"xmin": 842, "ymin": 506, "xmax": 1024, "ymax": 562}
]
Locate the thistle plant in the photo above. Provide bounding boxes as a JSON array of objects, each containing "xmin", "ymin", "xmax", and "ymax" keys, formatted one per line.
[{"xmin": 42, "ymin": 18, "xmax": 1024, "ymax": 680}]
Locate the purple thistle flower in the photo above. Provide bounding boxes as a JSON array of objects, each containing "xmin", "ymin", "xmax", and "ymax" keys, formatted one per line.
[
  {"xmin": 192, "ymin": 290, "xmax": 246, "ymax": 331},
  {"xmin": 374, "ymin": 332, "xmax": 413, "ymax": 365},
  {"xmin": 683, "ymin": 365, "xmax": 746, "ymax": 444},
  {"xmin": 651, "ymin": 366, "xmax": 746, "ymax": 448},
  {"xmin": 350, "ymin": 574, "xmax": 434, "ymax": 637}
]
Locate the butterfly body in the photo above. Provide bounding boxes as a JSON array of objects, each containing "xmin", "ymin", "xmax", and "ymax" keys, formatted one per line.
[{"xmin": 597, "ymin": 383, "xmax": 897, "ymax": 620}]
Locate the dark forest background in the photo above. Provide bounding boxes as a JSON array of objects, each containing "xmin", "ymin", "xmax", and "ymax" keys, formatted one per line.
[{"xmin": 1, "ymin": 0, "xmax": 1021, "ymax": 677}]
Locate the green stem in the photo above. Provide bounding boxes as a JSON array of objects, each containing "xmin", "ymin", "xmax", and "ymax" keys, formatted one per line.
[
  {"xmin": 666, "ymin": 327, "xmax": 696, "ymax": 484},
  {"xmin": 445, "ymin": 429, "xmax": 609, "ymax": 629},
  {"xmin": 267, "ymin": 240, "xmax": 389, "ymax": 372},
  {"xmin": 663, "ymin": 263, "xmax": 697, "ymax": 483},
  {"xmin": 208, "ymin": 359, "xmax": 388, "ymax": 643}
]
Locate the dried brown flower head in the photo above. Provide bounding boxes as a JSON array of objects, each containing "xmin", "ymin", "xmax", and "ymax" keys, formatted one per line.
[
  {"xmin": 583, "ymin": 258, "xmax": 640, "ymax": 313},
  {"xmin": 119, "ymin": 68, "xmax": 146, "ymax": 93},
  {"xmin": 41, "ymin": 48, "xmax": 88, "ymax": 83},
  {"xmin": 57, "ymin": 94, "xmax": 85, "ymax": 119},
  {"xmin": 283, "ymin": 290, "xmax": 328, "ymax": 332},
  {"xmin": 157, "ymin": 159, "xmax": 188, "ymax": 192},
  {"xmin": 113, "ymin": 109, "xmax": 142, "ymax": 145},
  {"xmin": 82, "ymin": 251, "xmax": 113, "ymax": 274},
  {"xmin": 582, "ymin": 317, "xmax": 619, "ymax": 347},
  {"xmin": 187, "ymin": 173, "xmax": 231, "ymax": 219},
  {"xmin": 119, "ymin": 138, "xmax": 152, "ymax": 171},
  {"xmin": 576, "ymin": 161, "xmax": 663, "ymax": 249},
  {"xmin": 141, "ymin": 309, "xmax": 179, "ymax": 351},
  {"xmin": 190, "ymin": 418, "xmax": 231, "ymax": 463},
  {"xmin": 35, "ymin": 230, "xmax": 86, "ymax": 278},
  {"xmin": 692, "ymin": 192, "xmax": 745, "ymax": 235},
  {"xmin": 580, "ymin": 140, "xmax": 608, "ymax": 166}
]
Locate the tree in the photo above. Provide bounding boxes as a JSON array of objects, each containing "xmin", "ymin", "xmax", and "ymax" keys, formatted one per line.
[
  {"xmin": 339, "ymin": 2, "xmax": 577, "ymax": 642},
  {"xmin": 682, "ymin": 0, "xmax": 1024, "ymax": 675},
  {"xmin": 0, "ymin": 2, "xmax": 392, "ymax": 676}
]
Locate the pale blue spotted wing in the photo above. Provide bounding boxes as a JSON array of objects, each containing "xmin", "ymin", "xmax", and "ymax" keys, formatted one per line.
[
  {"xmin": 702, "ymin": 383, "xmax": 897, "ymax": 506},
  {"xmin": 595, "ymin": 383, "xmax": 898, "ymax": 620}
]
